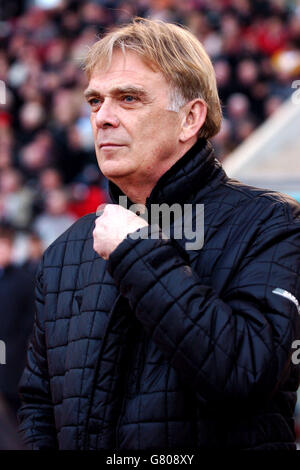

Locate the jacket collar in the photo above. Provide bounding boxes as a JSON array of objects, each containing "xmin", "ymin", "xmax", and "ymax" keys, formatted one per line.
[{"xmin": 108, "ymin": 138, "xmax": 227, "ymax": 208}]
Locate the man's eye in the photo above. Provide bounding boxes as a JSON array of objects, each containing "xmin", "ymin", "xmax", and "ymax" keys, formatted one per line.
[
  {"xmin": 122, "ymin": 95, "xmax": 137, "ymax": 103},
  {"xmin": 88, "ymin": 98, "xmax": 101, "ymax": 107}
]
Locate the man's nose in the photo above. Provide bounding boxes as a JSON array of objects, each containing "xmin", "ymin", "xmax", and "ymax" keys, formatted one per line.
[{"xmin": 95, "ymin": 98, "xmax": 120, "ymax": 129}]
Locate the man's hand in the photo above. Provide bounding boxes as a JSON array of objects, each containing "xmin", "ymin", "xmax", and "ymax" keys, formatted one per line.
[{"xmin": 93, "ymin": 204, "xmax": 148, "ymax": 260}]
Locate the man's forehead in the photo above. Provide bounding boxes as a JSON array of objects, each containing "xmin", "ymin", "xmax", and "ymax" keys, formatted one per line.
[
  {"xmin": 101, "ymin": 48, "xmax": 158, "ymax": 72},
  {"xmin": 88, "ymin": 50, "xmax": 163, "ymax": 87},
  {"xmin": 88, "ymin": 71, "xmax": 146, "ymax": 89}
]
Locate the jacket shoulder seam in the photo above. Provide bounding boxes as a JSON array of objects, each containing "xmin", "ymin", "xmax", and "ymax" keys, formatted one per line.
[{"xmin": 220, "ymin": 181, "xmax": 299, "ymax": 224}]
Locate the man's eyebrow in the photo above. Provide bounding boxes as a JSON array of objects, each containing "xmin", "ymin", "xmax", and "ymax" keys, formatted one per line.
[
  {"xmin": 84, "ymin": 88, "xmax": 99, "ymax": 99},
  {"xmin": 112, "ymin": 86, "xmax": 149, "ymax": 97},
  {"xmin": 84, "ymin": 85, "xmax": 150, "ymax": 100}
]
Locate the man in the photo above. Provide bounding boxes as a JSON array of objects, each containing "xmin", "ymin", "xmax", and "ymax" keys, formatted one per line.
[
  {"xmin": 0, "ymin": 393, "xmax": 25, "ymax": 450},
  {"xmin": 18, "ymin": 18, "xmax": 300, "ymax": 450},
  {"xmin": 0, "ymin": 224, "xmax": 35, "ymax": 414}
]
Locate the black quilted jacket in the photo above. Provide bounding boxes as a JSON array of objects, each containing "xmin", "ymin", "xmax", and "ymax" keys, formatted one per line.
[{"xmin": 18, "ymin": 139, "xmax": 300, "ymax": 450}]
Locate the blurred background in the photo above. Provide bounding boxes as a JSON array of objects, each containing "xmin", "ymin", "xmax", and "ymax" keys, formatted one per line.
[{"xmin": 0, "ymin": 0, "xmax": 300, "ymax": 448}]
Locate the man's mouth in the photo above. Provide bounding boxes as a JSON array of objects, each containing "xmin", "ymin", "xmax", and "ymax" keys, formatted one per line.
[{"xmin": 99, "ymin": 143, "xmax": 124, "ymax": 149}]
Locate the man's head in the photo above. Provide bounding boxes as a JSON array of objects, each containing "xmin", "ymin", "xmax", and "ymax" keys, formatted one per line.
[
  {"xmin": 83, "ymin": 18, "xmax": 222, "ymax": 201},
  {"xmin": 84, "ymin": 18, "xmax": 221, "ymax": 139}
]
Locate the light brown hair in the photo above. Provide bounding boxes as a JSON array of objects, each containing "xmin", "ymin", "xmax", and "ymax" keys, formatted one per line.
[{"xmin": 83, "ymin": 17, "xmax": 222, "ymax": 139}]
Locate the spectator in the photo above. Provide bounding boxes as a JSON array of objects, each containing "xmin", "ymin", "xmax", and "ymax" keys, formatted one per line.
[
  {"xmin": 33, "ymin": 188, "xmax": 76, "ymax": 249},
  {"xmin": 0, "ymin": 168, "xmax": 35, "ymax": 229},
  {"xmin": 0, "ymin": 223, "xmax": 35, "ymax": 414},
  {"xmin": 68, "ymin": 182, "xmax": 107, "ymax": 219},
  {"xmin": 0, "ymin": 393, "xmax": 25, "ymax": 450},
  {"xmin": 22, "ymin": 232, "xmax": 44, "ymax": 276}
]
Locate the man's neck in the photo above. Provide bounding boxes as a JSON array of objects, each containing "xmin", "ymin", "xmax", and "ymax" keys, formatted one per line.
[{"xmin": 110, "ymin": 140, "xmax": 196, "ymax": 205}]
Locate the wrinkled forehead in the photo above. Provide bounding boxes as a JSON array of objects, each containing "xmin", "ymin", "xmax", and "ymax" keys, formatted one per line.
[{"xmin": 87, "ymin": 49, "xmax": 169, "ymax": 97}]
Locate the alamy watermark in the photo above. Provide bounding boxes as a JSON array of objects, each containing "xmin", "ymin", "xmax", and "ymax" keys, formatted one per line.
[
  {"xmin": 0, "ymin": 340, "xmax": 6, "ymax": 365},
  {"xmin": 0, "ymin": 80, "xmax": 6, "ymax": 105},
  {"xmin": 97, "ymin": 197, "xmax": 204, "ymax": 251},
  {"xmin": 292, "ymin": 340, "xmax": 300, "ymax": 365},
  {"xmin": 291, "ymin": 80, "xmax": 300, "ymax": 104}
]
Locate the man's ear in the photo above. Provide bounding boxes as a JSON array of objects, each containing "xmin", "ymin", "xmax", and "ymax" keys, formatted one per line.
[{"xmin": 179, "ymin": 99, "xmax": 207, "ymax": 143}]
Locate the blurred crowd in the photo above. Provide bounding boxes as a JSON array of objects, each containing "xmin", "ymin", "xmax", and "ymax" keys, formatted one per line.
[
  {"xmin": 1, "ymin": 0, "xmax": 300, "ymax": 442},
  {"xmin": 0, "ymin": 0, "xmax": 300, "ymax": 257}
]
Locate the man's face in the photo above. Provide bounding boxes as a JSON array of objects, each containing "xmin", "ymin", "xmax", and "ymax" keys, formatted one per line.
[
  {"xmin": 0, "ymin": 238, "xmax": 13, "ymax": 268},
  {"xmin": 85, "ymin": 50, "xmax": 184, "ymax": 189}
]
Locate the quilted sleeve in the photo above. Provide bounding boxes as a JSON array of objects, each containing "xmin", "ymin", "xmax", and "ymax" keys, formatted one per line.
[
  {"xmin": 17, "ymin": 261, "xmax": 58, "ymax": 449},
  {"xmin": 107, "ymin": 213, "xmax": 300, "ymax": 408}
]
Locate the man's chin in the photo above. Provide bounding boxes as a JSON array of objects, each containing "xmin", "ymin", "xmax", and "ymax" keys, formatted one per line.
[{"xmin": 99, "ymin": 162, "xmax": 133, "ymax": 180}]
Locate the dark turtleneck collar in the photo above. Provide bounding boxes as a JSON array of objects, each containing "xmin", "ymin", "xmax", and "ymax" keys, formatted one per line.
[{"xmin": 108, "ymin": 138, "xmax": 227, "ymax": 208}]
